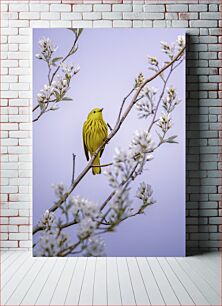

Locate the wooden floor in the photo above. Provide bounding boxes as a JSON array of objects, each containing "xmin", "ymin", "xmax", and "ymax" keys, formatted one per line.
[{"xmin": 1, "ymin": 251, "xmax": 221, "ymax": 306}]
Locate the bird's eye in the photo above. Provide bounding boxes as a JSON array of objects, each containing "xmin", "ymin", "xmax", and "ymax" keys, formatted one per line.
[{"xmin": 93, "ymin": 111, "xmax": 96, "ymax": 113}]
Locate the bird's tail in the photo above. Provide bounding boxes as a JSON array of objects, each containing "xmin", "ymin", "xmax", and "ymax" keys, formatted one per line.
[{"xmin": 92, "ymin": 155, "xmax": 101, "ymax": 175}]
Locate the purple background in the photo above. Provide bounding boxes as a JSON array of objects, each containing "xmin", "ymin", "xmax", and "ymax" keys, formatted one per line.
[{"xmin": 33, "ymin": 28, "xmax": 186, "ymax": 256}]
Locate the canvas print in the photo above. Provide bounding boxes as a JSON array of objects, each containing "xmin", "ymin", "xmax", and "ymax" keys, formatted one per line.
[{"xmin": 33, "ymin": 28, "xmax": 186, "ymax": 257}]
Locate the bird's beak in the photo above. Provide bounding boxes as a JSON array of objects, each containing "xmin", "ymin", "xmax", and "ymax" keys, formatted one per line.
[{"xmin": 99, "ymin": 108, "xmax": 103, "ymax": 112}]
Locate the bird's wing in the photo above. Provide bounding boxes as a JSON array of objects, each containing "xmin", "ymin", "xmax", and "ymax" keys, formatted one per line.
[
  {"xmin": 99, "ymin": 122, "xmax": 108, "ymax": 158},
  {"xmin": 100, "ymin": 147, "xmax": 105, "ymax": 158},
  {"xmin": 83, "ymin": 123, "xmax": 89, "ymax": 161}
]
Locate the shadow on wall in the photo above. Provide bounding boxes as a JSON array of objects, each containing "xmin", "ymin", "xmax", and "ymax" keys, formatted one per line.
[
  {"xmin": 185, "ymin": 33, "xmax": 218, "ymax": 256},
  {"xmin": 186, "ymin": 33, "xmax": 201, "ymax": 256}
]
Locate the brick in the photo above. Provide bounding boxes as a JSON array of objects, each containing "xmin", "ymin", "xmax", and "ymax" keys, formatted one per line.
[
  {"xmin": 30, "ymin": 4, "xmax": 49, "ymax": 12},
  {"xmin": 172, "ymin": 20, "xmax": 188, "ymax": 27},
  {"xmin": 93, "ymin": 20, "xmax": 112, "ymax": 28},
  {"xmin": 133, "ymin": 5, "xmax": 143, "ymax": 12},
  {"xmin": 60, "ymin": 12, "xmax": 82, "ymax": 20},
  {"xmin": 2, "ymin": 123, "xmax": 18, "ymax": 131},
  {"xmin": 19, "ymin": 12, "xmax": 40, "ymax": 19},
  {"xmin": 165, "ymin": 13, "xmax": 178, "ymax": 20},
  {"xmin": 210, "ymin": 233, "xmax": 221, "ymax": 240},
  {"xmin": 50, "ymin": 21, "xmax": 72, "ymax": 28},
  {"xmin": 9, "ymin": 233, "xmax": 29, "ymax": 240},
  {"xmin": 19, "ymin": 226, "xmax": 30, "ymax": 233},
  {"xmin": 200, "ymin": 12, "xmax": 221, "ymax": 19},
  {"xmin": 94, "ymin": 4, "xmax": 111, "ymax": 11},
  {"xmin": 189, "ymin": 4, "xmax": 207, "ymax": 11},
  {"xmin": 166, "ymin": 5, "xmax": 188, "ymax": 12},
  {"xmin": 123, "ymin": 12, "xmax": 164, "ymax": 19},
  {"xmin": 1, "ymin": 225, "xmax": 18, "ymax": 233},
  {"xmin": 73, "ymin": 4, "xmax": 93, "ymax": 12},
  {"xmin": 0, "ymin": 241, "xmax": 18, "ymax": 247},
  {"xmin": 19, "ymin": 241, "xmax": 31, "ymax": 248},
  {"xmin": 9, "ymin": 20, "xmax": 29, "ymax": 28},
  {"xmin": 143, "ymin": 5, "xmax": 165, "ymax": 12},
  {"xmin": 113, "ymin": 20, "xmax": 132, "ymax": 27},
  {"xmin": 41, "ymin": 12, "xmax": 60, "ymax": 20},
  {"xmin": 209, "ymin": 217, "xmax": 222, "ymax": 225},
  {"xmin": 9, "ymin": 3, "xmax": 28, "ymax": 11},
  {"xmin": 50, "ymin": 4, "xmax": 71, "ymax": 12},
  {"xmin": 191, "ymin": 233, "xmax": 209, "ymax": 240},
  {"xmin": 1, "ymin": 209, "xmax": 18, "ymax": 216},
  {"xmin": 83, "ymin": 12, "xmax": 102, "ymax": 20},
  {"xmin": 9, "ymin": 115, "xmax": 30, "ymax": 123},
  {"xmin": 30, "ymin": 21, "xmax": 50, "ymax": 28},
  {"xmin": 189, "ymin": 20, "xmax": 218, "ymax": 28},
  {"xmin": 112, "ymin": 4, "xmax": 132, "ymax": 12},
  {"xmin": 102, "ymin": 12, "xmax": 122, "ymax": 19},
  {"xmin": 179, "ymin": 12, "xmax": 198, "ymax": 20},
  {"xmin": 1, "ymin": 60, "xmax": 18, "ymax": 68},
  {"xmin": 9, "ymin": 217, "xmax": 29, "ymax": 225},
  {"xmin": 133, "ymin": 20, "xmax": 143, "ymax": 27},
  {"xmin": 72, "ymin": 20, "xmax": 93, "ymax": 28},
  {"xmin": 209, "ymin": 4, "xmax": 219, "ymax": 11}
]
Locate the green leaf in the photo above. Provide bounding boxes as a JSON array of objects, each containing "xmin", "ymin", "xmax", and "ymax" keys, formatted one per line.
[
  {"xmin": 165, "ymin": 135, "xmax": 178, "ymax": 144},
  {"xmin": 62, "ymin": 97, "xmax": 73, "ymax": 101},
  {"xmin": 52, "ymin": 57, "xmax": 63, "ymax": 63},
  {"xmin": 54, "ymin": 91, "xmax": 61, "ymax": 102},
  {"xmin": 156, "ymin": 131, "xmax": 163, "ymax": 143}
]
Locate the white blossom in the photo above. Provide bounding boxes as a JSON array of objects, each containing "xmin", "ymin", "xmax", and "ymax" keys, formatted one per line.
[
  {"xmin": 136, "ymin": 182, "xmax": 155, "ymax": 206},
  {"xmin": 160, "ymin": 41, "xmax": 175, "ymax": 59},
  {"xmin": 60, "ymin": 62, "xmax": 75, "ymax": 78},
  {"xmin": 52, "ymin": 183, "xmax": 66, "ymax": 198},
  {"xmin": 39, "ymin": 209, "xmax": 55, "ymax": 230},
  {"xmin": 37, "ymin": 84, "xmax": 54, "ymax": 104},
  {"xmin": 35, "ymin": 53, "xmax": 43, "ymax": 60},
  {"xmin": 84, "ymin": 235, "xmax": 105, "ymax": 257},
  {"xmin": 104, "ymin": 148, "xmax": 134, "ymax": 187},
  {"xmin": 136, "ymin": 86, "xmax": 157, "ymax": 119},
  {"xmin": 148, "ymin": 56, "xmax": 158, "ymax": 66},
  {"xmin": 129, "ymin": 130, "xmax": 154, "ymax": 161},
  {"xmin": 176, "ymin": 35, "xmax": 185, "ymax": 48},
  {"xmin": 157, "ymin": 112, "xmax": 172, "ymax": 133},
  {"xmin": 110, "ymin": 188, "xmax": 132, "ymax": 221},
  {"xmin": 34, "ymin": 230, "xmax": 69, "ymax": 257},
  {"xmin": 77, "ymin": 217, "xmax": 97, "ymax": 239},
  {"xmin": 135, "ymin": 73, "xmax": 144, "ymax": 88},
  {"xmin": 163, "ymin": 87, "xmax": 181, "ymax": 113},
  {"xmin": 74, "ymin": 66, "xmax": 80, "ymax": 74},
  {"xmin": 38, "ymin": 37, "xmax": 57, "ymax": 61},
  {"xmin": 73, "ymin": 196, "xmax": 99, "ymax": 219}
]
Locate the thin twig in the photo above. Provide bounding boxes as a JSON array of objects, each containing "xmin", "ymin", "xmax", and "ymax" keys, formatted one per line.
[
  {"xmin": 72, "ymin": 154, "xmax": 76, "ymax": 184},
  {"xmin": 116, "ymin": 87, "xmax": 135, "ymax": 125},
  {"xmin": 91, "ymin": 163, "xmax": 112, "ymax": 168},
  {"xmin": 148, "ymin": 65, "xmax": 173, "ymax": 133},
  {"xmin": 107, "ymin": 123, "xmax": 113, "ymax": 131}
]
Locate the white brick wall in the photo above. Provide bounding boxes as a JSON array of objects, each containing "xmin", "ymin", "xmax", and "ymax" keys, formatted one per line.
[{"xmin": 1, "ymin": 0, "xmax": 221, "ymax": 254}]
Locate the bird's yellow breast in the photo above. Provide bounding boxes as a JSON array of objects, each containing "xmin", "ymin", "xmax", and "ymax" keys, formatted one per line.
[{"xmin": 83, "ymin": 118, "xmax": 108, "ymax": 155}]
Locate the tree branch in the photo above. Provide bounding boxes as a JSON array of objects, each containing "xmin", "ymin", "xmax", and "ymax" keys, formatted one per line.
[
  {"xmin": 33, "ymin": 45, "xmax": 185, "ymax": 235},
  {"xmin": 32, "ymin": 29, "xmax": 82, "ymax": 117}
]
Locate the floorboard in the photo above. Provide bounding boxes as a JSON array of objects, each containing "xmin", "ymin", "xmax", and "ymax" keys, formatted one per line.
[
  {"xmin": 0, "ymin": 252, "xmax": 220, "ymax": 306},
  {"xmin": 64, "ymin": 257, "xmax": 86, "ymax": 305},
  {"xmin": 167, "ymin": 257, "xmax": 210, "ymax": 305},
  {"xmin": 93, "ymin": 257, "xmax": 107, "ymax": 305},
  {"xmin": 107, "ymin": 257, "xmax": 122, "ymax": 306},
  {"xmin": 176, "ymin": 257, "xmax": 221, "ymax": 305}
]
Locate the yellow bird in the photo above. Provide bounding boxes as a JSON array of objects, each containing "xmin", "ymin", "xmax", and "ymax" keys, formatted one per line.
[{"xmin": 83, "ymin": 108, "xmax": 108, "ymax": 175}]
